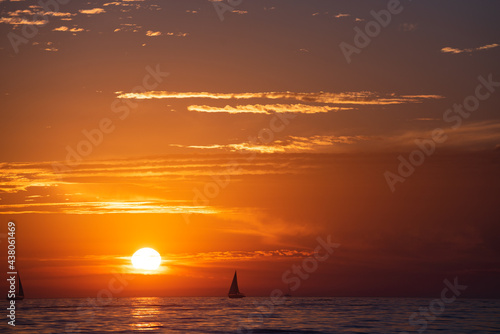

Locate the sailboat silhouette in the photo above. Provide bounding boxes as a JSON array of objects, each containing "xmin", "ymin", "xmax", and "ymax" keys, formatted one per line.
[
  {"xmin": 7, "ymin": 273, "xmax": 24, "ymax": 301},
  {"xmin": 228, "ymin": 271, "xmax": 245, "ymax": 298}
]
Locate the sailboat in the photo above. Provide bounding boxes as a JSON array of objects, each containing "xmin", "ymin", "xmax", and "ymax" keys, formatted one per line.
[
  {"xmin": 7, "ymin": 273, "xmax": 24, "ymax": 301},
  {"xmin": 284, "ymin": 283, "xmax": 292, "ymax": 297},
  {"xmin": 228, "ymin": 271, "xmax": 245, "ymax": 298}
]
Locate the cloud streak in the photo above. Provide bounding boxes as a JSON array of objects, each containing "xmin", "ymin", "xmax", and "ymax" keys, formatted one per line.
[
  {"xmin": 52, "ymin": 26, "xmax": 85, "ymax": 32},
  {"xmin": 187, "ymin": 104, "xmax": 351, "ymax": 114},
  {"xmin": 0, "ymin": 201, "xmax": 220, "ymax": 215},
  {"xmin": 171, "ymin": 135, "xmax": 370, "ymax": 153},
  {"xmin": 79, "ymin": 8, "xmax": 106, "ymax": 15},
  {"xmin": 0, "ymin": 17, "xmax": 47, "ymax": 25},
  {"xmin": 441, "ymin": 43, "xmax": 499, "ymax": 54},
  {"xmin": 115, "ymin": 91, "xmax": 443, "ymax": 105}
]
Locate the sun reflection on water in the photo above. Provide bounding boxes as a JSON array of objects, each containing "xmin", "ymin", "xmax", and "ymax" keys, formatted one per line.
[{"xmin": 130, "ymin": 298, "xmax": 164, "ymax": 331}]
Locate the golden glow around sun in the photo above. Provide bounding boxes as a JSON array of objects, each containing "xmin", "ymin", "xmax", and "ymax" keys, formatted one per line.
[{"xmin": 131, "ymin": 248, "xmax": 162, "ymax": 270}]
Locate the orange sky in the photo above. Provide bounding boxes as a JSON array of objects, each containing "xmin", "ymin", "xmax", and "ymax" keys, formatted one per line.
[
  {"xmin": 1, "ymin": 153, "xmax": 499, "ymax": 298},
  {"xmin": 1, "ymin": 0, "xmax": 499, "ymax": 298}
]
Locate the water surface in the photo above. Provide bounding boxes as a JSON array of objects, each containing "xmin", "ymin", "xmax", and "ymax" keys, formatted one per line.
[{"xmin": 1, "ymin": 297, "xmax": 499, "ymax": 333}]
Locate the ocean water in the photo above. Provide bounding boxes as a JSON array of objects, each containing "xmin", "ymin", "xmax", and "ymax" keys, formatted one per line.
[{"xmin": 1, "ymin": 297, "xmax": 499, "ymax": 333}]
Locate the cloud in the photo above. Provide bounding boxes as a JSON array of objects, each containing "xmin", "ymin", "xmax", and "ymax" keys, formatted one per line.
[
  {"xmin": 167, "ymin": 32, "xmax": 189, "ymax": 37},
  {"xmin": 113, "ymin": 23, "xmax": 142, "ymax": 33},
  {"xmin": 0, "ymin": 155, "xmax": 305, "ymax": 195},
  {"xmin": 187, "ymin": 104, "xmax": 350, "ymax": 114},
  {"xmin": 0, "ymin": 201, "xmax": 219, "ymax": 215},
  {"xmin": 146, "ymin": 30, "xmax": 161, "ymax": 36},
  {"xmin": 0, "ymin": 17, "xmax": 47, "ymax": 26},
  {"xmin": 0, "ymin": 8, "xmax": 76, "ymax": 26},
  {"xmin": 52, "ymin": 26, "xmax": 85, "ymax": 32},
  {"xmin": 441, "ymin": 43, "xmax": 499, "ymax": 54},
  {"xmin": 103, "ymin": 0, "xmax": 158, "ymax": 11},
  {"xmin": 145, "ymin": 30, "xmax": 188, "ymax": 37},
  {"xmin": 386, "ymin": 120, "xmax": 500, "ymax": 150},
  {"xmin": 79, "ymin": 8, "xmax": 106, "ymax": 15},
  {"xmin": 169, "ymin": 121, "xmax": 500, "ymax": 154},
  {"xmin": 0, "ymin": 155, "xmax": 324, "ymax": 218},
  {"xmin": 165, "ymin": 249, "xmax": 316, "ymax": 265},
  {"xmin": 44, "ymin": 11, "xmax": 74, "ymax": 17},
  {"xmin": 4, "ymin": 9, "xmax": 32, "ymax": 16},
  {"xmin": 334, "ymin": 13, "xmax": 350, "ymax": 18},
  {"xmin": 115, "ymin": 91, "xmax": 443, "ymax": 105},
  {"xmin": 171, "ymin": 135, "xmax": 370, "ymax": 153}
]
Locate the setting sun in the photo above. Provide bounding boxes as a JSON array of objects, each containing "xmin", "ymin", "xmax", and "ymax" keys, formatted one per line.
[{"xmin": 131, "ymin": 248, "xmax": 162, "ymax": 271}]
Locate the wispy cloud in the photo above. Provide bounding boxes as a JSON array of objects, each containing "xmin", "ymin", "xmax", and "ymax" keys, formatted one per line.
[
  {"xmin": 166, "ymin": 249, "xmax": 315, "ymax": 265},
  {"xmin": 44, "ymin": 11, "xmax": 74, "ymax": 17},
  {"xmin": 79, "ymin": 8, "xmax": 106, "ymax": 15},
  {"xmin": 0, "ymin": 8, "xmax": 78, "ymax": 28},
  {"xmin": 386, "ymin": 120, "xmax": 500, "ymax": 150},
  {"xmin": 0, "ymin": 156, "xmax": 308, "ymax": 195},
  {"xmin": 0, "ymin": 201, "xmax": 220, "ymax": 215},
  {"xmin": 187, "ymin": 104, "xmax": 350, "ymax": 114},
  {"xmin": 441, "ymin": 43, "xmax": 499, "ymax": 54},
  {"xmin": 146, "ymin": 30, "xmax": 161, "ymax": 37},
  {"xmin": 0, "ymin": 156, "xmax": 319, "ymax": 217},
  {"xmin": 171, "ymin": 135, "xmax": 370, "ymax": 153},
  {"xmin": 113, "ymin": 23, "xmax": 142, "ymax": 33},
  {"xmin": 116, "ymin": 91, "xmax": 443, "ymax": 105},
  {"xmin": 169, "ymin": 121, "xmax": 500, "ymax": 154},
  {"xmin": 0, "ymin": 17, "xmax": 47, "ymax": 25},
  {"xmin": 52, "ymin": 26, "xmax": 85, "ymax": 32},
  {"xmin": 145, "ymin": 30, "xmax": 188, "ymax": 37}
]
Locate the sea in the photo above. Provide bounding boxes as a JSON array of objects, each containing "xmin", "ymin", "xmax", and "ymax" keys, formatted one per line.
[{"xmin": 1, "ymin": 297, "xmax": 499, "ymax": 333}]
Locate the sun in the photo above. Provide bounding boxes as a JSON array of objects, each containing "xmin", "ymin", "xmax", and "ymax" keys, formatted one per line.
[{"xmin": 131, "ymin": 248, "xmax": 162, "ymax": 271}]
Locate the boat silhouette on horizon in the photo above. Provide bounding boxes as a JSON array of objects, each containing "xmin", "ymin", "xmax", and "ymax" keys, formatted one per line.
[
  {"xmin": 228, "ymin": 271, "xmax": 245, "ymax": 298},
  {"xmin": 7, "ymin": 273, "xmax": 24, "ymax": 301}
]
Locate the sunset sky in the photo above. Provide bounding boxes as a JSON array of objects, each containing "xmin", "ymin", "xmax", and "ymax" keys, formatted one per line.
[{"xmin": 0, "ymin": 0, "xmax": 499, "ymax": 299}]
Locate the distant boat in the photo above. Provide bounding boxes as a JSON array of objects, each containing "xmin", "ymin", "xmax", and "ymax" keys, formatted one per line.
[
  {"xmin": 7, "ymin": 273, "xmax": 24, "ymax": 301},
  {"xmin": 284, "ymin": 283, "xmax": 292, "ymax": 297},
  {"xmin": 228, "ymin": 271, "xmax": 246, "ymax": 298}
]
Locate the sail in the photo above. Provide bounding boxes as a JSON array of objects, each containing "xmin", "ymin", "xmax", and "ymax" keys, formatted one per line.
[
  {"xmin": 228, "ymin": 271, "xmax": 239, "ymax": 294},
  {"xmin": 18, "ymin": 274, "xmax": 24, "ymax": 297}
]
